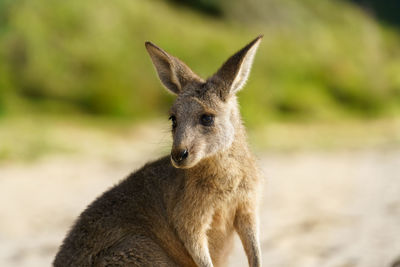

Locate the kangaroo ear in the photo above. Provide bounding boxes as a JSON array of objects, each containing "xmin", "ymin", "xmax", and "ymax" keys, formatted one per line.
[
  {"xmin": 145, "ymin": 42, "xmax": 201, "ymax": 95},
  {"xmin": 212, "ymin": 35, "xmax": 262, "ymax": 98}
]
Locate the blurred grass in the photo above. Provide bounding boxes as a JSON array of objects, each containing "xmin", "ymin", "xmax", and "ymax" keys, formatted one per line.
[
  {"xmin": 0, "ymin": 0, "xmax": 400, "ymax": 162},
  {"xmin": 250, "ymin": 117, "xmax": 400, "ymax": 152},
  {"xmin": 0, "ymin": 114, "xmax": 399, "ymax": 163},
  {"xmin": 0, "ymin": 114, "xmax": 170, "ymax": 162},
  {"xmin": 0, "ymin": 0, "xmax": 399, "ymax": 126}
]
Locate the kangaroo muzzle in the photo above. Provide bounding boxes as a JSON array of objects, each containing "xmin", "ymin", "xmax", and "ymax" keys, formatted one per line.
[{"xmin": 171, "ymin": 148, "xmax": 189, "ymax": 166}]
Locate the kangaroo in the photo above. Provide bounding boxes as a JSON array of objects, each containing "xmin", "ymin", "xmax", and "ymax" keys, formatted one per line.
[{"xmin": 53, "ymin": 35, "xmax": 263, "ymax": 267}]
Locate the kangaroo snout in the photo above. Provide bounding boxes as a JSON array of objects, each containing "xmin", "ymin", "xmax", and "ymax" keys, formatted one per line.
[{"xmin": 171, "ymin": 147, "xmax": 189, "ymax": 166}]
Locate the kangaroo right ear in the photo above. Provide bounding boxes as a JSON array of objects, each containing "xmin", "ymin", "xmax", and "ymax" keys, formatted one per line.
[
  {"xmin": 212, "ymin": 35, "xmax": 262, "ymax": 99},
  {"xmin": 145, "ymin": 42, "xmax": 200, "ymax": 95}
]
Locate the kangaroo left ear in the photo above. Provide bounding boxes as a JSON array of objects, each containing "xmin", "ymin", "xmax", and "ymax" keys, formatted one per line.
[
  {"xmin": 145, "ymin": 41, "xmax": 202, "ymax": 95},
  {"xmin": 212, "ymin": 35, "xmax": 263, "ymax": 98}
]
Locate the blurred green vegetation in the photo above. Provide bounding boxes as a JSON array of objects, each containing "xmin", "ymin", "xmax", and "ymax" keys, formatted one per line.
[
  {"xmin": 1, "ymin": 0, "xmax": 400, "ymax": 126},
  {"xmin": 1, "ymin": 115, "xmax": 399, "ymax": 162},
  {"xmin": 351, "ymin": 0, "xmax": 400, "ymax": 27}
]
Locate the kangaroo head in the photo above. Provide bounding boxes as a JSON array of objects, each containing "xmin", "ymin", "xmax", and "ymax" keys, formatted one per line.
[{"xmin": 145, "ymin": 36, "xmax": 262, "ymax": 169}]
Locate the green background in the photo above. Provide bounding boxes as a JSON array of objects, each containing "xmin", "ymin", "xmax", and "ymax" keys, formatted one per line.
[{"xmin": 1, "ymin": 0, "xmax": 400, "ymax": 125}]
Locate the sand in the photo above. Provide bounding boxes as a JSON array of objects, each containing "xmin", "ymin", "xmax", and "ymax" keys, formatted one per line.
[{"xmin": 1, "ymin": 148, "xmax": 400, "ymax": 267}]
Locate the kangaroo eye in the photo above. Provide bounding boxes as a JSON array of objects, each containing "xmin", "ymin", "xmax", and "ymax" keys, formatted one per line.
[
  {"xmin": 200, "ymin": 114, "xmax": 214, "ymax": 126},
  {"xmin": 169, "ymin": 115, "xmax": 177, "ymax": 129}
]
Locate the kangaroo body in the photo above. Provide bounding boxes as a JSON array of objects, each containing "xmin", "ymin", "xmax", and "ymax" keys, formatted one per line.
[{"xmin": 54, "ymin": 36, "xmax": 263, "ymax": 267}]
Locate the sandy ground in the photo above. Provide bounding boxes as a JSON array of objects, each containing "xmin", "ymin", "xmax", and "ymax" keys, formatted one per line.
[{"xmin": 1, "ymin": 144, "xmax": 400, "ymax": 266}]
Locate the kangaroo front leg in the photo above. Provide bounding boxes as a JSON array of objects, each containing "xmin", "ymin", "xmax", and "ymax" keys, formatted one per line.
[
  {"xmin": 172, "ymin": 199, "xmax": 214, "ymax": 267},
  {"xmin": 234, "ymin": 202, "xmax": 261, "ymax": 267},
  {"xmin": 181, "ymin": 233, "xmax": 213, "ymax": 267}
]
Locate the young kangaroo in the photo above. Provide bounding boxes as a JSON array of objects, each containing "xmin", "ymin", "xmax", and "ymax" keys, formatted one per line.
[{"xmin": 53, "ymin": 35, "xmax": 263, "ymax": 267}]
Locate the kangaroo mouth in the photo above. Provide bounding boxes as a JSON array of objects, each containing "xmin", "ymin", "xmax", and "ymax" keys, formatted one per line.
[
  {"xmin": 171, "ymin": 156, "xmax": 190, "ymax": 169},
  {"xmin": 170, "ymin": 154, "xmax": 199, "ymax": 169}
]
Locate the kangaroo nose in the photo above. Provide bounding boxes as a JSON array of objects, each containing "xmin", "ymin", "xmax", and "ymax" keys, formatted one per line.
[{"xmin": 171, "ymin": 149, "xmax": 189, "ymax": 164}]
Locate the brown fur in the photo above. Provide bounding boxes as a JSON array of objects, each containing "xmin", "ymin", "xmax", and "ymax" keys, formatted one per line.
[{"xmin": 54, "ymin": 35, "xmax": 263, "ymax": 267}]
